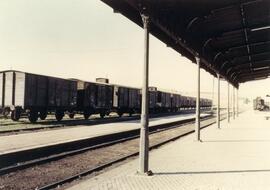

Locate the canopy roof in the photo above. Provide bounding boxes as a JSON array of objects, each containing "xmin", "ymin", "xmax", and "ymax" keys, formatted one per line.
[{"xmin": 101, "ymin": 0, "xmax": 270, "ymax": 87}]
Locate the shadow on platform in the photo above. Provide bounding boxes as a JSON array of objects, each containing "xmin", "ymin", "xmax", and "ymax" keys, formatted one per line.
[
  {"xmin": 154, "ymin": 169, "xmax": 270, "ymax": 175},
  {"xmin": 202, "ymin": 140, "xmax": 270, "ymax": 143}
]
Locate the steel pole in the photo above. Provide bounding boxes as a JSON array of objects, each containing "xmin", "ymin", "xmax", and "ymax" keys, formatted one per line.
[
  {"xmin": 237, "ymin": 89, "xmax": 239, "ymax": 117},
  {"xmin": 217, "ymin": 74, "xmax": 220, "ymax": 129},
  {"xmin": 195, "ymin": 56, "xmax": 201, "ymax": 141},
  {"xmin": 211, "ymin": 76, "xmax": 215, "ymax": 111},
  {"xmin": 139, "ymin": 14, "xmax": 150, "ymax": 175},
  {"xmin": 233, "ymin": 87, "xmax": 235, "ymax": 119},
  {"xmin": 227, "ymin": 82, "xmax": 230, "ymax": 123}
]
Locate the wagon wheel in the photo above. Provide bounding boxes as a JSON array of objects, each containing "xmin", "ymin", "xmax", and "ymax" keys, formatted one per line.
[
  {"xmin": 11, "ymin": 108, "xmax": 21, "ymax": 121},
  {"xmin": 100, "ymin": 112, "xmax": 106, "ymax": 119},
  {"xmin": 83, "ymin": 111, "xmax": 91, "ymax": 120},
  {"xmin": 117, "ymin": 111, "xmax": 123, "ymax": 117},
  {"xmin": 3, "ymin": 108, "xmax": 10, "ymax": 118},
  {"xmin": 28, "ymin": 110, "xmax": 39, "ymax": 123},
  {"xmin": 39, "ymin": 110, "xmax": 48, "ymax": 120},
  {"xmin": 129, "ymin": 110, "xmax": 134, "ymax": 117},
  {"xmin": 68, "ymin": 113, "xmax": 75, "ymax": 119},
  {"xmin": 55, "ymin": 110, "xmax": 64, "ymax": 122}
]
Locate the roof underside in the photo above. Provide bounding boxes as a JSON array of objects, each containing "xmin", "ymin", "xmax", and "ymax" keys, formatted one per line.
[{"xmin": 101, "ymin": 0, "xmax": 270, "ymax": 87}]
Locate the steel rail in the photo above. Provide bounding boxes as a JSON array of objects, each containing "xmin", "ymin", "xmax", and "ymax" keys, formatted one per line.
[
  {"xmin": 0, "ymin": 110, "xmax": 200, "ymax": 135},
  {"xmin": 38, "ymin": 114, "xmax": 226, "ymax": 190},
  {"xmin": 0, "ymin": 113, "xmax": 214, "ymax": 175}
]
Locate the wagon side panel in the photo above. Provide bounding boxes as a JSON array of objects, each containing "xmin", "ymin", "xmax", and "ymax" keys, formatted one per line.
[
  {"xmin": 14, "ymin": 72, "xmax": 26, "ymax": 108},
  {"xmin": 4, "ymin": 72, "xmax": 14, "ymax": 107},
  {"xmin": 0, "ymin": 73, "xmax": 3, "ymax": 108}
]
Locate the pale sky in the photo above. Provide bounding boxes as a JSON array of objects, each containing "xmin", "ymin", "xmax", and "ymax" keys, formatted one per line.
[{"xmin": 0, "ymin": 0, "xmax": 268, "ymax": 103}]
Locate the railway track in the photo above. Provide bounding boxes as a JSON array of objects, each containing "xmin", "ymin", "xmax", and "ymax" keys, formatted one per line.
[
  {"xmin": 0, "ymin": 114, "xmax": 139, "ymax": 135},
  {"xmin": 0, "ymin": 113, "xmax": 226, "ymax": 190},
  {"xmin": 0, "ymin": 109, "xmax": 204, "ymax": 135}
]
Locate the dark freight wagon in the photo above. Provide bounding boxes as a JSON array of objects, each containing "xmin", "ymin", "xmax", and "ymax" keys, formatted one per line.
[
  {"xmin": 181, "ymin": 96, "xmax": 189, "ymax": 109},
  {"xmin": 0, "ymin": 70, "xmax": 77, "ymax": 122},
  {"xmin": 171, "ymin": 94, "xmax": 181, "ymax": 112},
  {"xmin": 76, "ymin": 80, "xmax": 113, "ymax": 119},
  {"xmin": 0, "ymin": 70, "xmax": 213, "ymax": 123},
  {"xmin": 157, "ymin": 91, "xmax": 172, "ymax": 112},
  {"xmin": 113, "ymin": 85, "xmax": 140, "ymax": 116},
  {"xmin": 0, "ymin": 72, "xmax": 3, "ymax": 114},
  {"xmin": 148, "ymin": 87, "xmax": 158, "ymax": 113}
]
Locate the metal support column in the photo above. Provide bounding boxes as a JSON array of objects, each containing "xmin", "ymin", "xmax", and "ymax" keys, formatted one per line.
[
  {"xmin": 195, "ymin": 56, "xmax": 201, "ymax": 141},
  {"xmin": 233, "ymin": 86, "xmax": 235, "ymax": 119},
  {"xmin": 217, "ymin": 74, "xmax": 220, "ymax": 129},
  {"xmin": 237, "ymin": 88, "xmax": 239, "ymax": 117},
  {"xmin": 211, "ymin": 76, "xmax": 215, "ymax": 111},
  {"xmin": 138, "ymin": 14, "xmax": 151, "ymax": 175},
  {"xmin": 227, "ymin": 82, "xmax": 230, "ymax": 123}
]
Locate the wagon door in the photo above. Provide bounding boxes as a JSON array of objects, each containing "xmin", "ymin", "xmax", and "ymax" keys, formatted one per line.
[
  {"xmin": 36, "ymin": 76, "xmax": 47, "ymax": 107},
  {"xmin": 4, "ymin": 71, "xmax": 14, "ymax": 107},
  {"xmin": 0, "ymin": 73, "xmax": 3, "ymax": 108},
  {"xmin": 48, "ymin": 78, "xmax": 56, "ymax": 107},
  {"xmin": 119, "ymin": 87, "xmax": 128, "ymax": 108},
  {"xmin": 14, "ymin": 72, "xmax": 26, "ymax": 108},
  {"xmin": 106, "ymin": 85, "xmax": 113, "ymax": 110},
  {"xmin": 113, "ymin": 86, "xmax": 119, "ymax": 109},
  {"xmin": 69, "ymin": 81, "xmax": 77, "ymax": 107},
  {"xmin": 88, "ymin": 83, "xmax": 96, "ymax": 108},
  {"xmin": 97, "ymin": 85, "xmax": 105, "ymax": 108},
  {"xmin": 129, "ymin": 88, "xmax": 137, "ymax": 109},
  {"xmin": 61, "ymin": 80, "xmax": 69, "ymax": 107},
  {"xmin": 166, "ymin": 93, "xmax": 171, "ymax": 108}
]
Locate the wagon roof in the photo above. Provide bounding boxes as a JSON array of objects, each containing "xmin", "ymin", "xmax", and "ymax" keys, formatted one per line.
[{"xmin": 0, "ymin": 70, "xmax": 76, "ymax": 82}]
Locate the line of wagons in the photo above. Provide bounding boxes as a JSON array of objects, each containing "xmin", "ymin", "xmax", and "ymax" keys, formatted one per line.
[{"xmin": 0, "ymin": 70, "xmax": 212, "ymax": 123}]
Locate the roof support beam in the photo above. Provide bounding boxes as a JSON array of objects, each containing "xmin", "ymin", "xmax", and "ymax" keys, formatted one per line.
[
  {"xmin": 225, "ymin": 59, "xmax": 270, "ymax": 77},
  {"xmin": 239, "ymin": 74, "xmax": 269, "ymax": 82},
  {"xmin": 240, "ymin": 4, "xmax": 253, "ymax": 72},
  {"xmin": 232, "ymin": 51, "xmax": 270, "ymax": 63},
  {"xmin": 227, "ymin": 41, "xmax": 270, "ymax": 52},
  {"xmin": 238, "ymin": 68, "xmax": 270, "ymax": 77}
]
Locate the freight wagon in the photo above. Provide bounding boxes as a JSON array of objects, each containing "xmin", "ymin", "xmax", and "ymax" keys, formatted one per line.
[
  {"xmin": 75, "ymin": 80, "xmax": 113, "ymax": 119},
  {"xmin": 157, "ymin": 91, "xmax": 172, "ymax": 112},
  {"xmin": 253, "ymin": 97, "xmax": 269, "ymax": 111},
  {"xmin": 0, "ymin": 70, "xmax": 213, "ymax": 123},
  {"xmin": 113, "ymin": 85, "xmax": 141, "ymax": 117},
  {"xmin": 148, "ymin": 87, "xmax": 158, "ymax": 113},
  {"xmin": 0, "ymin": 70, "xmax": 77, "ymax": 122},
  {"xmin": 171, "ymin": 94, "xmax": 182, "ymax": 112}
]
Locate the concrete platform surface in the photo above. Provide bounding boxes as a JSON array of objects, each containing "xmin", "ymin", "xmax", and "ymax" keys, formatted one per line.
[
  {"xmin": 0, "ymin": 113, "xmax": 208, "ymax": 155},
  {"xmin": 67, "ymin": 109, "xmax": 270, "ymax": 190}
]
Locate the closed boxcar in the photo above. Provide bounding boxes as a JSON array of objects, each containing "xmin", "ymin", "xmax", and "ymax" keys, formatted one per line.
[
  {"xmin": 113, "ymin": 85, "xmax": 140, "ymax": 116},
  {"xmin": 76, "ymin": 80, "xmax": 113, "ymax": 119},
  {"xmin": 186, "ymin": 96, "xmax": 191, "ymax": 108},
  {"xmin": 171, "ymin": 94, "xmax": 181, "ymax": 112},
  {"xmin": 148, "ymin": 87, "xmax": 158, "ymax": 113},
  {"xmin": 0, "ymin": 72, "xmax": 3, "ymax": 114},
  {"xmin": 190, "ymin": 97, "xmax": 196, "ymax": 108},
  {"xmin": 157, "ymin": 91, "xmax": 172, "ymax": 112},
  {"xmin": 129, "ymin": 88, "xmax": 141, "ymax": 112},
  {"xmin": 181, "ymin": 96, "xmax": 188, "ymax": 109},
  {"xmin": 0, "ymin": 70, "xmax": 77, "ymax": 122}
]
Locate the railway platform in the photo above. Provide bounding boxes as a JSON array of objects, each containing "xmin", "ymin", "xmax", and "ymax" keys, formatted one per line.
[
  {"xmin": 67, "ymin": 109, "xmax": 270, "ymax": 190},
  {"xmin": 0, "ymin": 113, "xmax": 209, "ymax": 155}
]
